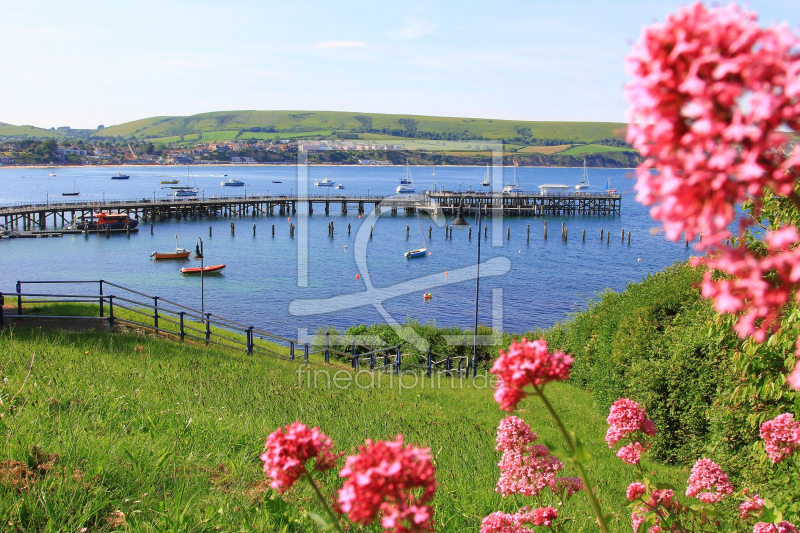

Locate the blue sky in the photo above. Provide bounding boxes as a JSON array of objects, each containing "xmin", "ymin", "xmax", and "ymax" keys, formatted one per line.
[{"xmin": 2, "ymin": 0, "xmax": 798, "ymax": 129}]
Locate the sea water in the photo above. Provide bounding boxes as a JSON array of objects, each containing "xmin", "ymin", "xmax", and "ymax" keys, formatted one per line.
[{"xmin": 0, "ymin": 165, "xmax": 692, "ymax": 337}]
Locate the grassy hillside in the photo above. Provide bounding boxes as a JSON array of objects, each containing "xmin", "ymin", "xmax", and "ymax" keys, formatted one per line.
[
  {"xmin": 0, "ymin": 312, "xmax": 688, "ymax": 532},
  {"xmin": 96, "ymin": 110, "xmax": 627, "ymax": 144},
  {"xmin": 0, "ymin": 123, "xmax": 60, "ymax": 139}
]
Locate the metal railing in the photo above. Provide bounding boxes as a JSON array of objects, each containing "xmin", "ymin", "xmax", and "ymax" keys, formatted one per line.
[{"xmin": 1, "ymin": 280, "xmax": 474, "ymax": 377}]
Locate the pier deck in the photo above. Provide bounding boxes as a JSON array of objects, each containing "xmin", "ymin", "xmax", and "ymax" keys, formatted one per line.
[{"xmin": 0, "ymin": 192, "xmax": 620, "ymax": 231}]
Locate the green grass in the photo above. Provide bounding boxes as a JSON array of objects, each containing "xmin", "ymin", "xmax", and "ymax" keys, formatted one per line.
[
  {"xmin": 0, "ymin": 123, "xmax": 61, "ymax": 139},
  {"xmin": 557, "ymin": 144, "xmax": 636, "ymax": 156},
  {"xmin": 0, "ymin": 302, "xmax": 689, "ymax": 532},
  {"xmin": 93, "ymin": 111, "xmax": 627, "ymax": 144}
]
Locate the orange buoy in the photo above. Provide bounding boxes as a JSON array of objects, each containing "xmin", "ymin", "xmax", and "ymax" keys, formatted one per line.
[
  {"xmin": 356, "ymin": 274, "xmax": 360, "ymax": 279},
  {"xmin": 428, "ymin": 252, "xmax": 432, "ymax": 255},
  {"xmin": 287, "ymin": 217, "xmax": 291, "ymax": 221},
  {"xmin": 445, "ymin": 271, "xmax": 448, "ymax": 276},
  {"xmin": 638, "ymin": 258, "xmax": 642, "ymax": 262},
  {"xmin": 359, "ymin": 215, "xmax": 362, "ymax": 218}
]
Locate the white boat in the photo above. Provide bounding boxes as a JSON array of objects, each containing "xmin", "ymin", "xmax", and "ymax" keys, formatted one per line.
[
  {"xmin": 221, "ymin": 178, "xmax": 244, "ymax": 187},
  {"xmin": 335, "ymin": 184, "xmax": 344, "ymax": 189},
  {"xmin": 396, "ymin": 161, "xmax": 415, "ymax": 193},
  {"xmin": 482, "ymin": 165, "xmax": 490, "ymax": 187},
  {"xmin": 49, "ymin": 172, "xmax": 58, "ymax": 177},
  {"xmin": 173, "ymin": 187, "xmax": 198, "ymax": 197},
  {"xmin": 575, "ymin": 159, "xmax": 590, "ymax": 190},
  {"xmin": 314, "ymin": 178, "xmax": 335, "ymax": 187},
  {"xmin": 502, "ymin": 165, "xmax": 523, "ymax": 194}
]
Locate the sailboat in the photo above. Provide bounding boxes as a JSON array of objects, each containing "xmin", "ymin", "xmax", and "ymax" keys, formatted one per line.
[
  {"xmin": 170, "ymin": 166, "xmax": 199, "ymax": 197},
  {"xmin": 161, "ymin": 178, "xmax": 180, "ymax": 184},
  {"xmin": 605, "ymin": 177, "xmax": 617, "ymax": 194},
  {"xmin": 404, "ymin": 216, "xmax": 428, "ymax": 258},
  {"xmin": 397, "ymin": 161, "xmax": 415, "ymax": 193},
  {"xmin": 575, "ymin": 159, "xmax": 590, "ymax": 190},
  {"xmin": 482, "ymin": 165, "xmax": 491, "ymax": 187},
  {"xmin": 61, "ymin": 180, "xmax": 80, "ymax": 196},
  {"xmin": 502, "ymin": 164, "xmax": 523, "ymax": 193}
]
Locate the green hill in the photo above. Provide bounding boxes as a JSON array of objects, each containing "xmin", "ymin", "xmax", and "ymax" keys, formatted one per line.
[
  {"xmin": 96, "ymin": 110, "xmax": 627, "ymax": 144},
  {"xmin": 0, "ymin": 122, "xmax": 61, "ymax": 139}
]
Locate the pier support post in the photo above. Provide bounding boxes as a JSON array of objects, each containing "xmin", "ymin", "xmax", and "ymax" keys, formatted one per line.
[
  {"xmin": 429, "ymin": 226, "xmax": 432, "ymax": 239},
  {"xmin": 582, "ymin": 229, "xmax": 585, "ymax": 241},
  {"xmin": 209, "ymin": 226, "xmax": 212, "ymax": 237},
  {"xmin": 253, "ymin": 223, "xmax": 256, "ymax": 236},
  {"xmin": 469, "ymin": 226, "xmax": 472, "ymax": 240},
  {"xmin": 370, "ymin": 226, "xmax": 373, "ymax": 238},
  {"xmin": 231, "ymin": 222, "xmax": 235, "ymax": 235},
  {"xmin": 544, "ymin": 221, "xmax": 547, "ymax": 239},
  {"xmin": 348, "ymin": 223, "xmax": 351, "ymax": 235},
  {"xmin": 600, "ymin": 228, "xmax": 604, "ymax": 240},
  {"xmin": 507, "ymin": 226, "xmax": 510, "ymax": 240},
  {"xmin": 272, "ymin": 224, "xmax": 275, "ymax": 237},
  {"xmin": 627, "ymin": 231, "xmax": 631, "ymax": 245},
  {"xmin": 606, "ymin": 231, "xmax": 610, "ymax": 244},
  {"xmin": 150, "ymin": 222, "xmax": 154, "ymax": 235},
  {"xmin": 406, "ymin": 225, "xmax": 409, "ymax": 239},
  {"xmin": 527, "ymin": 223, "xmax": 530, "ymax": 243},
  {"xmin": 621, "ymin": 228, "xmax": 625, "ymax": 242},
  {"xmin": 484, "ymin": 225, "xmax": 487, "ymax": 238}
]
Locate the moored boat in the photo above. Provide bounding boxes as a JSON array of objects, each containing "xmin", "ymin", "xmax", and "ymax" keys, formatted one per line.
[
  {"xmin": 62, "ymin": 180, "xmax": 80, "ymax": 196},
  {"xmin": 112, "ymin": 172, "xmax": 130, "ymax": 180},
  {"xmin": 404, "ymin": 248, "xmax": 427, "ymax": 258},
  {"xmin": 314, "ymin": 178, "xmax": 335, "ymax": 187},
  {"xmin": 221, "ymin": 178, "xmax": 244, "ymax": 187},
  {"xmin": 181, "ymin": 264, "xmax": 225, "ymax": 274},
  {"xmin": 152, "ymin": 249, "xmax": 191, "ymax": 259},
  {"xmin": 161, "ymin": 178, "xmax": 180, "ymax": 184},
  {"xmin": 71, "ymin": 212, "xmax": 139, "ymax": 230}
]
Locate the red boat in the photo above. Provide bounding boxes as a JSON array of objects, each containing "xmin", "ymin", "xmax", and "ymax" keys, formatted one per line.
[
  {"xmin": 180, "ymin": 264, "xmax": 225, "ymax": 275},
  {"xmin": 71, "ymin": 212, "xmax": 139, "ymax": 230}
]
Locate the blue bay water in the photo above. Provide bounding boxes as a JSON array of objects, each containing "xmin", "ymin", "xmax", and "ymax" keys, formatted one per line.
[{"xmin": 0, "ymin": 165, "xmax": 692, "ymax": 337}]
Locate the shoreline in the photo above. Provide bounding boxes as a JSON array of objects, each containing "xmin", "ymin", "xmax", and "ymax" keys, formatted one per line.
[{"xmin": 1, "ymin": 163, "xmax": 639, "ymax": 171}]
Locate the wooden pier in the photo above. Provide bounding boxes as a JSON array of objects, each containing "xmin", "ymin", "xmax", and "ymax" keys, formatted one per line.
[{"xmin": 0, "ymin": 192, "xmax": 620, "ymax": 231}]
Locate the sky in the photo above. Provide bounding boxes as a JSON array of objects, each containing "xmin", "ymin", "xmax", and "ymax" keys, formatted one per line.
[{"xmin": 2, "ymin": 0, "xmax": 799, "ymax": 130}]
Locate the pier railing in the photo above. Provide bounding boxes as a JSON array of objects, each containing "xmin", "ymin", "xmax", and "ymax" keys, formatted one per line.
[{"xmin": 0, "ymin": 280, "xmax": 472, "ymax": 377}]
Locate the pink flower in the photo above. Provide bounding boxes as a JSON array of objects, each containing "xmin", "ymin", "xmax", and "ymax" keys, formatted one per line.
[
  {"xmin": 617, "ymin": 442, "xmax": 648, "ymax": 464},
  {"xmin": 606, "ymin": 399, "xmax": 658, "ymax": 447},
  {"xmin": 738, "ymin": 494, "xmax": 765, "ymax": 519},
  {"xmin": 260, "ymin": 422, "xmax": 339, "ymax": 492},
  {"xmin": 338, "ymin": 435, "xmax": 436, "ymax": 533},
  {"xmin": 494, "ymin": 416, "xmax": 563, "ymax": 497},
  {"xmin": 760, "ymin": 413, "xmax": 800, "ymax": 463},
  {"xmin": 685, "ymin": 459, "xmax": 734, "ymax": 504},
  {"xmin": 626, "ymin": 3, "xmax": 800, "ymax": 244},
  {"xmin": 695, "ymin": 228, "xmax": 800, "ymax": 343},
  {"xmin": 754, "ymin": 522, "xmax": 799, "ymax": 533},
  {"xmin": 491, "ymin": 339, "xmax": 573, "ymax": 412},
  {"xmin": 480, "ymin": 507, "xmax": 558, "ymax": 532},
  {"xmin": 788, "ymin": 359, "xmax": 800, "ymax": 391},
  {"xmin": 627, "ymin": 482, "xmax": 646, "ymax": 501},
  {"xmin": 631, "ymin": 489, "xmax": 681, "ymax": 532}
]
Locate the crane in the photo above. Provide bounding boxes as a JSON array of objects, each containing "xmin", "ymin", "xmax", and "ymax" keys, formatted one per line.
[{"xmin": 127, "ymin": 143, "xmax": 136, "ymax": 159}]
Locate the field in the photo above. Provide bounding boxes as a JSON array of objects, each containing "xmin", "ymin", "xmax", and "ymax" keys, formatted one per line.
[
  {"xmin": 93, "ymin": 111, "xmax": 627, "ymax": 144},
  {"xmin": 557, "ymin": 144, "xmax": 636, "ymax": 156},
  {"xmin": 0, "ymin": 303, "xmax": 689, "ymax": 532}
]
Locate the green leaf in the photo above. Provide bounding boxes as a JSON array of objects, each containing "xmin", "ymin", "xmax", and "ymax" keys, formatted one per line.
[
  {"xmin": 573, "ymin": 433, "xmax": 592, "ymax": 464},
  {"xmin": 652, "ymin": 482, "xmax": 675, "ymax": 491},
  {"xmin": 306, "ymin": 511, "xmax": 333, "ymax": 532},
  {"xmin": 761, "ymin": 500, "xmax": 783, "ymax": 524}
]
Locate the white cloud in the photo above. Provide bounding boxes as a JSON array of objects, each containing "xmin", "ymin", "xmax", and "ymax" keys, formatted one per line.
[
  {"xmin": 390, "ymin": 17, "xmax": 438, "ymax": 40},
  {"xmin": 315, "ymin": 40, "xmax": 368, "ymax": 49}
]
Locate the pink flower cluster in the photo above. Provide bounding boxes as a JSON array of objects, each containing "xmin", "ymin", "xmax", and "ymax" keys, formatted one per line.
[
  {"xmin": 696, "ymin": 226, "xmax": 800, "ymax": 342},
  {"xmin": 627, "ymin": 482, "xmax": 646, "ymax": 501},
  {"xmin": 631, "ymin": 489, "xmax": 681, "ymax": 533},
  {"xmin": 605, "ymin": 399, "xmax": 657, "ymax": 456},
  {"xmin": 491, "ymin": 339, "xmax": 573, "ymax": 412},
  {"xmin": 480, "ymin": 507, "xmax": 558, "ymax": 532},
  {"xmin": 760, "ymin": 413, "xmax": 800, "ymax": 463},
  {"xmin": 338, "ymin": 435, "xmax": 436, "ymax": 533},
  {"xmin": 739, "ymin": 494, "xmax": 766, "ymax": 519},
  {"xmin": 754, "ymin": 522, "xmax": 799, "ymax": 533},
  {"xmin": 626, "ymin": 2, "xmax": 800, "ymax": 245},
  {"xmin": 260, "ymin": 422, "xmax": 339, "ymax": 492},
  {"xmin": 553, "ymin": 476, "xmax": 582, "ymax": 500},
  {"xmin": 495, "ymin": 416, "xmax": 564, "ymax": 497},
  {"xmin": 685, "ymin": 458, "xmax": 734, "ymax": 504}
]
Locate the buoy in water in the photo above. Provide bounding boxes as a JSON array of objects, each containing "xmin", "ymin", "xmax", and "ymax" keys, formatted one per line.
[
  {"xmin": 356, "ymin": 274, "xmax": 360, "ymax": 279},
  {"xmin": 359, "ymin": 215, "xmax": 362, "ymax": 218},
  {"xmin": 344, "ymin": 245, "xmax": 348, "ymax": 250},
  {"xmin": 423, "ymin": 293, "xmax": 432, "ymax": 299},
  {"xmin": 287, "ymin": 217, "xmax": 291, "ymax": 221},
  {"xmin": 445, "ymin": 271, "xmax": 448, "ymax": 276},
  {"xmin": 428, "ymin": 252, "xmax": 432, "ymax": 255},
  {"xmin": 638, "ymin": 258, "xmax": 642, "ymax": 262}
]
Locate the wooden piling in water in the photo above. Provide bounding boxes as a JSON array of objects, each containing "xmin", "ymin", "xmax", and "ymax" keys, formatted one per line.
[
  {"xmin": 429, "ymin": 226, "xmax": 432, "ymax": 239},
  {"xmin": 606, "ymin": 231, "xmax": 610, "ymax": 244},
  {"xmin": 348, "ymin": 223, "xmax": 351, "ymax": 235},
  {"xmin": 507, "ymin": 226, "xmax": 510, "ymax": 239},
  {"xmin": 209, "ymin": 226, "xmax": 212, "ymax": 237},
  {"xmin": 621, "ymin": 228, "xmax": 625, "ymax": 242},
  {"xmin": 469, "ymin": 226, "xmax": 472, "ymax": 239},
  {"xmin": 627, "ymin": 231, "xmax": 631, "ymax": 245},
  {"xmin": 601, "ymin": 228, "xmax": 604, "ymax": 240},
  {"xmin": 484, "ymin": 225, "xmax": 487, "ymax": 238},
  {"xmin": 370, "ymin": 225, "xmax": 373, "ymax": 238},
  {"xmin": 150, "ymin": 222, "xmax": 154, "ymax": 235},
  {"xmin": 527, "ymin": 223, "xmax": 530, "ymax": 243},
  {"xmin": 272, "ymin": 224, "xmax": 275, "ymax": 237},
  {"xmin": 544, "ymin": 221, "xmax": 547, "ymax": 239},
  {"xmin": 253, "ymin": 223, "xmax": 256, "ymax": 236},
  {"xmin": 582, "ymin": 229, "xmax": 585, "ymax": 241},
  {"xmin": 406, "ymin": 225, "xmax": 409, "ymax": 239},
  {"xmin": 445, "ymin": 225, "xmax": 448, "ymax": 238},
  {"xmin": 231, "ymin": 222, "xmax": 235, "ymax": 235}
]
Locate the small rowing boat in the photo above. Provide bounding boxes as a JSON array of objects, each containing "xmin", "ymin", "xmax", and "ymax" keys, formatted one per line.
[
  {"xmin": 151, "ymin": 235, "xmax": 191, "ymax": 259},
  {"xmin": 181, "ymin": 264, "xmax": 226, "ymax": 274}
]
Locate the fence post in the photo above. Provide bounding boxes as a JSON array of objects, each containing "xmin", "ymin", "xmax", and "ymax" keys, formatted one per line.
[
  {"xmin": 446, "ymin": 355, "xmax": 451, "ymax": 376},
  {"xmin": 179, "ymin": 312, "xmax": 185, "ymax": 341},
  {"xmin": 384, "ymin": 350, "xmax": 389, "ymax": 370},
  {"xmin": 205, "ymin": 313, "xmax": 211, "ymax": 344},
  {"xmin": 324, "ymin": 331, "xmax": 330, "ymax": 364},
  {"xmin": 108, "ymin": 295, "xmax": 115, "ymax": 328},
  {"xmin": 248, "ymin": 327, "xmax": 254, "ymax": 354},
  {"xmin": 370, "ymin": 350, "xmax": 375, "ymax": 370},
  {"xmin": 16, "ymin": 281, "xmax": 22, "ymax": 315},
  {"xmin": 396, "ymin": 345, "xmax": 401, "ymax": 374},
  {"xmin": 153, "ymin": 296, "xmax": 159, "ymax": 330},
  {"xmin": 351, "ymin": 341, "xmax": 356, "ymax": 369},
  {"xmin": 290, "ymin": 341, "xmax": 295, "ymax": 360},
  {"xmin": 426, "ymin": 349, "xmax": 432, "ymax": 378},
  {"xmin": 304, "ymin": 343, "xmax": 309, "ymax": 363},
  {"xmin": 354, "ymin": 354, "xmax": 359, "ymax": 372},
  {"xmin": 99, "ymin": 280, "xmax": 104, "ymax": 318},
  {"xmin": 0, "ymin": 292, "xmax": 4, "ymax": 328},
  {"xmin": 457, "ymin": 359, "xmax": 463, "ymax": 377}
]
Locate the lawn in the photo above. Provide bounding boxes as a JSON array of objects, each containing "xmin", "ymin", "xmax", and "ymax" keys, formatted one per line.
[
  {"xmin": 518, "ymin": 144, "xmax": 573, "ymax": 154},
  {"xmin": 0, "ymin": 305, "xmax": 688, "ymax": 532},
  {"xmin": 557, "ymin": 144, "xmax": 637, "ymax": 156}
]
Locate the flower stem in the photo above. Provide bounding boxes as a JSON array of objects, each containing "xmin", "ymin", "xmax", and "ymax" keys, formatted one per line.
[
  {"xmin": 303, "ymin": 472, "xmax": 344, "ymax": 533},
  {"xmin": 536, "ymin": 388, "xmax": 610, "ymax": 533}
]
